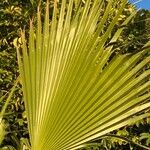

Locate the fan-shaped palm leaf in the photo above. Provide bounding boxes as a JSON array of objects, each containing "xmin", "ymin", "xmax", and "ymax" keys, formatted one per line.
[{"xmin": 17, "ymin": 0, "xmax": 150, "ymax": 149}]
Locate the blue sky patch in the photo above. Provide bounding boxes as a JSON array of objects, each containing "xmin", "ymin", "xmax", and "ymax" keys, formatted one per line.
[{"xmin": 129, "ymin": 0, "xmax": 150, "ymax": 9}]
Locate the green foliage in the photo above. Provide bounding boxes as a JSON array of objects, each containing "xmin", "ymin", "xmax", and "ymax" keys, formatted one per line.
[
  {"xmin": 0, "ymin": 0, "xmax": 150, "ymax": 150},
  {"xmin": 0, "ymin": 0, "xmax": 33, "ymax": 149},
  {"xmin": 140, "ymin": 133, "xmax": 150, "ymax": 146},
  {"xmin": 119, "ymin": 9, "xmax": 150, "ymax": 54},
  {"xmin": 0, "ymin": 145, "xmax": 16, "ymax": 150},
  {"xmin": 0, "ymin": 79, "xmax": 19, "ymax": 150}
]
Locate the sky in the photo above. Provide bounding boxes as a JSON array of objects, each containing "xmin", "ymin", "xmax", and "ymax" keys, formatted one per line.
[{"xmin": 129, "ymin": 0, "xmax": 150, "ymax": 9}]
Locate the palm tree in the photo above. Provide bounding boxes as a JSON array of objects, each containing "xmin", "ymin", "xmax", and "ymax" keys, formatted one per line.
[{"xmin": 17, "ymin": 0, "xmax": 150, "ymax": 149}]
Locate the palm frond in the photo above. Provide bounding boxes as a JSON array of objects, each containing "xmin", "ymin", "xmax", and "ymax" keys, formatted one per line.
[{"xmin": 17, "ymin": 0, "xmax": 150, "ymax": 149}]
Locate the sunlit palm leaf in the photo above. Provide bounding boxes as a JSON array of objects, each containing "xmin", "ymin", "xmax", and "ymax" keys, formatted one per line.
[{"xmin": 17, "ymin": 0, "xmax": 150, "ymax": 149}]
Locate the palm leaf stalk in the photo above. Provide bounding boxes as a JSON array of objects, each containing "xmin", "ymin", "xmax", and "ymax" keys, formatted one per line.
[{"xmin": 17, "ymin": 0, "xmax": 150, "ymax": 149}]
